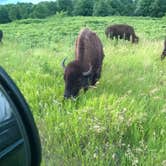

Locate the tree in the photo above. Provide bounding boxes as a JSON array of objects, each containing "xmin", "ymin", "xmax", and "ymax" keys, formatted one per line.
[
  {"xmin": 57, "ymin": 0, "xmax": 73, "ymax": 15},
  {"xmin": 73, "ymin": 0, "xmax": 94, "ymax": 16},
  {"xmin": 0, "ymin": 0, "xmax": 166, "ymax": 24},
  {"xmin": 120, "ymin": 0, "xmax": 135, "ymax": 16},
  {"xmin": 0, "ymin": 6, "xmax": 10, "ymax": 23},
  {"xmin": 30, "ymin": 2, "xmax": 50, "ymax": 18},
  {"xmin": 45, "ymin": 1, "xmax": 57, "ymax": 15},
  {"xmin": 17, "ymin": 3, "xmax": 33, "ymax": 19},
  {"xmin": 135, "ymin": 0, "xmax": 166, "ymax": 17},
  {"xmin": 149, "ymin": 0, "xmax": 166, "ymax": 17},
  {"xmin": 108, "ymin": 0, "xmax": 123, "ymax": 15},
  {"xmin": 7, "ymin": 4, "xmax": 21, "ymax": 21},
  {"xmin": 93, "ymin": 0, "xmax": 115, "ymax": 16},
  {"xmin": 135, "ymin": 0, "xmax": 153, "ymax": 16}
]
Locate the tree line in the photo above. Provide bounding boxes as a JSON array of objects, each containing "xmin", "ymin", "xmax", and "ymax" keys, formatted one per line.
[{"xmin": 0, "ymin": 0, "xmax": 166, "ymax": 24}]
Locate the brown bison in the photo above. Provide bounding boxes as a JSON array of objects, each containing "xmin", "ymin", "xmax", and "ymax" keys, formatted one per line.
[
  {"xmin": 161, "ymin": 39, "xmax": 166, "ymax": 60},
  {"xmin": 105, "ymin": 24, "xmax": 139, "ymax": 43},
  {"xmin": 0, "ymin": 30, "xmax": 3, "ymax": 42},
  {"xmin": 62, "ymin": 28, "xmax": 104, "ymax": 98}
]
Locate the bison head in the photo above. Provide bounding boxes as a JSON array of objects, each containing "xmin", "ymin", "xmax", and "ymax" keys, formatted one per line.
[{"xmin": 62, "ymin": 59, "xmax": 92, "ymax": 99}]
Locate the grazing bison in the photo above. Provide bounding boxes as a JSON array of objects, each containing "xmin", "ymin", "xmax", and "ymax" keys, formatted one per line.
[
  {"xmin": 161, "ymin": 39, "xmax": 166, "ymax": 60},
  {"xmin": 105, "ymin": 24, "xmax": 139, "ymax": 43},
  {"xmin": 0, "ymin": 30, "xmax": 3, "ymax": 42},
  {"xmin": 62, "ymin": 28, "xmax": 104, "ymax": 98}
]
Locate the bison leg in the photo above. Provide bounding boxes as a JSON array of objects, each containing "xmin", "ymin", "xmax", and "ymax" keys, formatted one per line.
[
  {"xmin": 82, "ymin": 77, "xmax": 90, "ymax": 92},
  {"xmin": 125, "ymin": 34, "xmax": 130, "ymax": 41},
  {"xmin": 119, "ymin": 32, "xmax": 125, "ymax": 40},
  {"xmin": 109, "ymin": 31, "xmax": 114, "ymax": 40},
  {"xmin": 119, "ymin": 35, "xmax": 123, "ymax": 39},
  {"xmin": 110, "ymin": 36, "xmax": 113, "ymax": 40},
  {"xmin": 115, "ymin": 35, "xmax": 119, "ymax": 41},
  {"xmin": 91, "ymin": 75, "xmax": 98, "ymax": 86},
  {"xmin": 91, "ymin": 69, "xmax": 101, "ymax": 86},
  {"xmin": 131, "ymin": 35, "xmax": 136, "ymax": 43},
  {"xmin": 83, "ymin": 87, "xmax": 88, "ymax": 92}
]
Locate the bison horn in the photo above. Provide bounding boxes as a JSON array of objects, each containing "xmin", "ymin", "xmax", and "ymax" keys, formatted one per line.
[
  {"xmin": 82, "ymin": 65, "xmax": 92, "ymax": 76},
  {"xmin": 62, "ymin": 57, "xmax": 67, "ymax": 69}
]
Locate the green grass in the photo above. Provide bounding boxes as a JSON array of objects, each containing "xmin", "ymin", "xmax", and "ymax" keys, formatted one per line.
[{"xmin": 0, "ymin": 15, "xmax": 166, "ymax": 165}]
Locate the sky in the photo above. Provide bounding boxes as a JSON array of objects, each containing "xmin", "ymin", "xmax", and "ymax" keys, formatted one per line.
[{"xmin": 0, "ymin": 0, "xmax": 56, "ymax": 4}]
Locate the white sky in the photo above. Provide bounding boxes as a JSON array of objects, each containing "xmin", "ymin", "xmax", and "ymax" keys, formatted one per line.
[{"xmin": 0, "ymin": 0, "xmax": 56, "ymax": 4}]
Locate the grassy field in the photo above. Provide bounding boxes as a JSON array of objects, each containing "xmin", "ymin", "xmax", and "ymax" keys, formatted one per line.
[{"xmin": 0, "ymin": 15, "xmax": 166, "ymax": 165}]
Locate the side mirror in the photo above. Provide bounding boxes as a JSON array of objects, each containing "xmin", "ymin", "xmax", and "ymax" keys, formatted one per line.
[{"xmin": 0, "ymin": 67, "xmax": 41, "ymax": 166}]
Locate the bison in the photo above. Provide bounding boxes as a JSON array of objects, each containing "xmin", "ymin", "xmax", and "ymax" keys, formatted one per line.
[
  {"xmin": 161, "ymin": 39, "xmax": 166, "ymax": 60},
  {"xmin": 105, "ymin": 24, "xmax": 139, "ymax": 43},
  {"xmin": 62, "ymin": 28, "xmax": 104, "ymax": 98},
  {"xmin": 0, "ymin": 30, "xmax": 3, "ymax": 43}
]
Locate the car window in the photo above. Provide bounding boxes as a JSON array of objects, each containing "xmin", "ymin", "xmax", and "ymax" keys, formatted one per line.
[{"xmin": 0, "ymin": 87, "xmax": 12, "ymax": 123}]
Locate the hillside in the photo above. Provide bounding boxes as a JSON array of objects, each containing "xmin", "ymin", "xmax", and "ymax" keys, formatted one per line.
[{"xmin": 0, "ymin": 15, "xmax": 166, "ymax": 165}]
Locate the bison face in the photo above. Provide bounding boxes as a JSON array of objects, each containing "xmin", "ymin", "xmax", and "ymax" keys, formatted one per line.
[
  {"xmin": 63, "ymin": 61, "xmax": 92, "ymax": 99},
  {"xmin": 64, "ymin": 71, "xmax": 82, "ymax": 98}
]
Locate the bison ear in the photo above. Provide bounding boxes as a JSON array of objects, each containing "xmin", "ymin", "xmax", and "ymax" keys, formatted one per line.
[
  {"xmin": 82, "ymin": 65, "xmax": 92, "ymax": 76},
  {"xmin": 62, "ymin": 57, "xmax": 67, "ymax": 70}
]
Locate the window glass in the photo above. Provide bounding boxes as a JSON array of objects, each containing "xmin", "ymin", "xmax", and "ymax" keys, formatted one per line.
[{"xmin": 0, "ymin": 87, "xmax": 12, "ymax": 123}]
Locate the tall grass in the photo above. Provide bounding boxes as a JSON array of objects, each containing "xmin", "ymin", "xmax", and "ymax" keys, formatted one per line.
[{"xmin": 0, "ymin": 16, "xmax": 166, "ymax": 165}]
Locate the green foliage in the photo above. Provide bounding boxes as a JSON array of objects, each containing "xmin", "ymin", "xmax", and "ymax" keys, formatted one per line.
[
  {"xmin": 0, "ymin": 6, "xmax": 10, "ymax": 23},
  {"xmin": 57, "ymin": 0, "xmax": 72, "ymax": 15},
  {"xmin": 30, "ymin": 2, "xmax": 57, "ymax": 19},
  {"xmin": 120, "ymin": 0, "xmax": 135, "ymax": 16},
  {"xmin": 149, "ymin": 0, "xmax": 166, "ymax": 17},
  {"xmin": 135, "ymin": 0, "xmax": 166, "ymax": 17},
  {"xmin": 0, "ymin": 1, "xmax": 57, "ymax": 23},
  {"xmin": 93, "ymin": 0, "xmax": 115, "ymax": 16},
  {"xmin": 0, "ymin": 0, "xmax": 166, "ymax": 24},
  {"xmin": 31, "ymin": 3, "xmax": 49, "ymax": 18},
  {"xmin": 135, "ymin": 0, "xmax": 154, "ymax": 16},
  {"xmin": 110, "ymin": 0, "xmax": 122, "ymax": 15},
  {"xmin": 73, "ymin": 0, "xmax": 94, "ymax": 16},
  {"xmin": 7, "ymin": 4, "xmax": 21, "ymax": 21},
  {"xmin": 45, "ymin": 1, "xmax": 57, "ymax": 16},
  {"xmin": 17, "ymin": 3, "xmax": 33, "ymax": 19},
  {"xmin": 0, "ymin": 16, "xmax": 166, "ymax": 165}
]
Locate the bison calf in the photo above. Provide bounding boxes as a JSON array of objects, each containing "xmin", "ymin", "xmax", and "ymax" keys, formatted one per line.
[
  {"xmin": 105, "ymin": 24, "xmax": 139, "ymax": 43},
  {"xmin": 161, "ymin": 39, "xmax": 166, "ymax": 60},
  {"xmin": 62, "ymin": 28, "xmax": 104, "ymax": 98},
  {"xmin": 0, "ymin": 30, "xmax": 3, "ymax": 43}
]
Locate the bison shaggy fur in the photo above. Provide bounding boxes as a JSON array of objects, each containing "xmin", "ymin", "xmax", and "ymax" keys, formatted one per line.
[
  {"xmin": 161, "ymin": 39, "xmax": 166, "ymax": 60},
  {"xmin": 63, "ymin": 28, "xmax": 104, "ymax": 98},
  {"xmin": 0, "ymin": 30, "xmax": 3, "ymax": 42},
  {"xmin": 105, "ymin": 24, "xmax": 139, "ymax": 43}
]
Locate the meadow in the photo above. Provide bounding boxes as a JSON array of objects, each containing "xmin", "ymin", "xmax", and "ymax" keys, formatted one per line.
[{"xmin": 0, "ymin": 15, "xmax": 166, "ymax": 165}]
